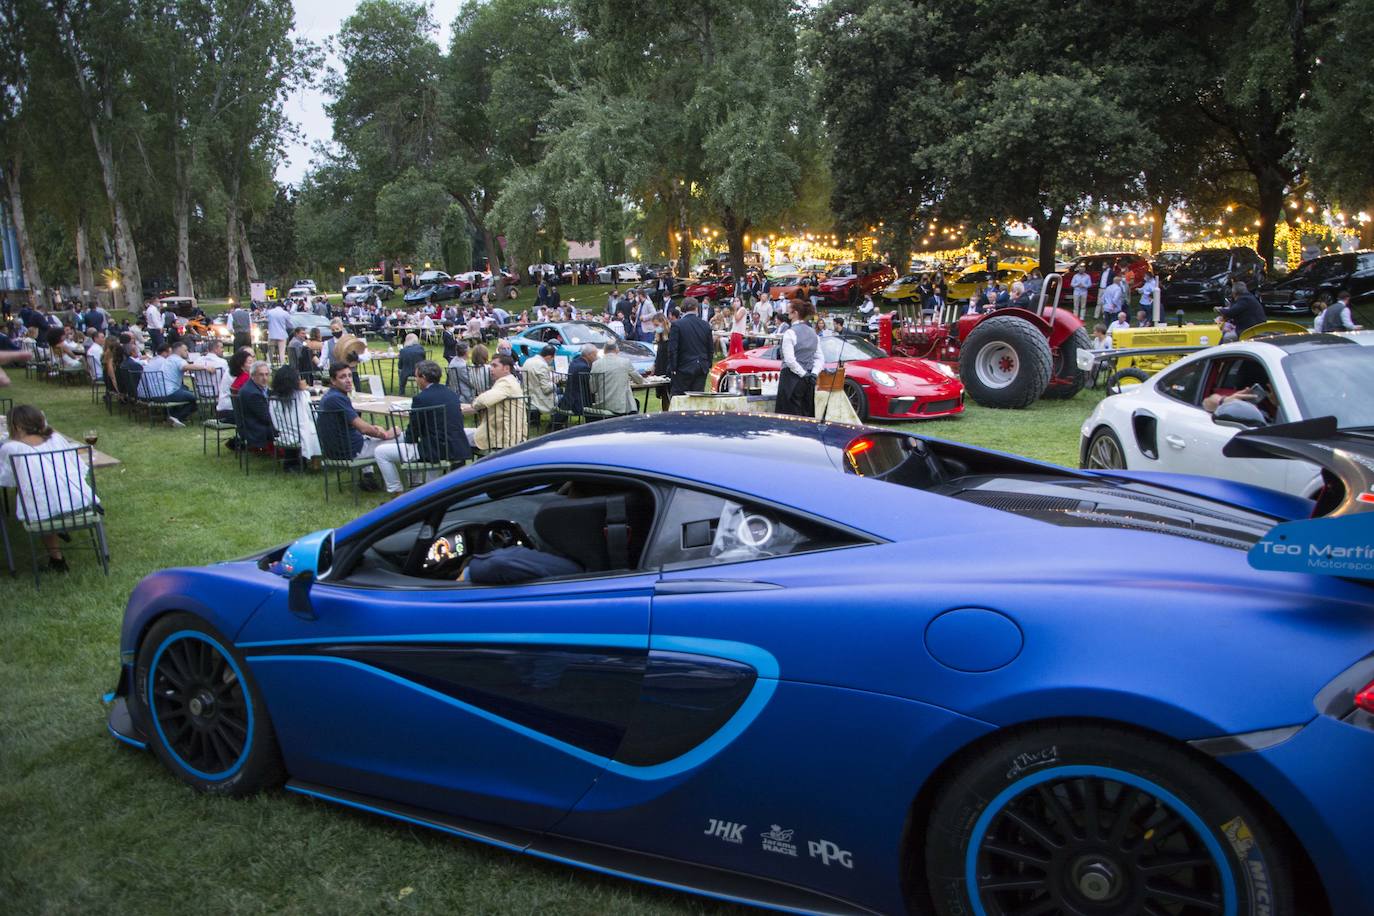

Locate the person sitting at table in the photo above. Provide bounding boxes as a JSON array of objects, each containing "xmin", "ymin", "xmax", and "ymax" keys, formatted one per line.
[
  {"xmin": 470, "ymin": 343, "xmax": 492, "ymax": 394},
  {"xmin": 315, "ymin": 362, "xmax": 399, "ymax": 490},
  {"xmin": 236, "ymin": 360, "xmax": 277, "ymax": 452},
  {"xmin": 86, "ymin": 329, "xmax": 106, "ymax": 381},
  {"xmin": 523, "ymin": 343, "xmax": 558, "ymax": 422},
  {"xmin": 468, "ymin": 354, "xmax": 527, "ymax": 451},
  {"xmin": 374, "ymin": 360, "xmax": 471, "ymax": 494},
  {"xmin": 397, "ymin": 333, "xmax": 426, "ymax": 394},
  {"xmin": 137, "ymin": 340, "xmax": 198, "ymax": 425},
  {"xmin": 0, "ymin": 405, "xmax": 99, "ymax": 572},
  {"xmin": 287, "ymin": 325, "xmax": 315, "ymax": 374},
  {"xmin": 441, "ymin": 321, "xmax": 458, "ymax": 362},
  {"xmin": 46, "ymin": 328, "xmax": 82, "ymax": 371},
  {"xmin": 446, "ymin": 340, "xmax": 477, "ymax": 403},
  {"xmin": 215, "ymin": 347, "xmax": 251, "ymax": 422},
  {"xmin": 589, "ymin": 339, "xmax": 645, "ymax": 416},
  {"xmin": 268, "ymin": 364, "xmax": 319, "ymax": 468},
  {"xmin": 558, "ymin": 343, "xmax": 597, "ymax": 417}
]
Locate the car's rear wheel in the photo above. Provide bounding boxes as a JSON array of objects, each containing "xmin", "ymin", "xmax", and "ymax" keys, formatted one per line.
[
  {"xmin": 1083, "ymin": 427, "xmax": 1127, "ymax": 470},
  {"xmin": 924, "ymin": 725, "xmax": 1293, "ymax": 916},
  {"xmin": 132, "ymin": 613, "xmax": 284, "ymax": 796}
]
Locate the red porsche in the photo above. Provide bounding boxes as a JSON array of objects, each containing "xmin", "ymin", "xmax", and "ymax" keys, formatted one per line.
[{"xmin": 707, "ymin": 334, "xmax": 965, "ymax": 421}]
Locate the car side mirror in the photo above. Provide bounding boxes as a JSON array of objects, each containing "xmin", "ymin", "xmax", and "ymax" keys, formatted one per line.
[
  {"xmin": 1212, "ymin": 400, "xmax": 1269, "ymax": 429},
  {"xmin": 277, "ymin": 529, "xmax": 333, "ymax": 619}
]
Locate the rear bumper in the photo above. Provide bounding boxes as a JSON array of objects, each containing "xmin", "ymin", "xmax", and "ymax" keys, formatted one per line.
[{"xmin": 1217, "ymin": 714, "xmax": 1374, "ymax": 914}]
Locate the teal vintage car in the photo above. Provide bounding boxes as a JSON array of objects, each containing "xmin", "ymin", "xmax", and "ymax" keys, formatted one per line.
[{"xmin": 506, "ymin": 321, "xmax": 657, "ymax": 373}]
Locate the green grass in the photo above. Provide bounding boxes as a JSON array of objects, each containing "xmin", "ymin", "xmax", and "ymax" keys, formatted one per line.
[{"xmin": 0, "ymin": 357, "xmax": 1103, "ymax": 914}]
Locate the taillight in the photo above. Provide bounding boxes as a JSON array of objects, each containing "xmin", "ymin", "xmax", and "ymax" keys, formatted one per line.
[{"xmin": 1356, "ymin": 679, "xmax": 1374, "ymax": 714}]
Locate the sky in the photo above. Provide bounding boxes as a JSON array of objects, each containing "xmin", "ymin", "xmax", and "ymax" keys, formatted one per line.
[{"xmin": 278, "ymin": 0, "xmax": 462, "ymax": 187}]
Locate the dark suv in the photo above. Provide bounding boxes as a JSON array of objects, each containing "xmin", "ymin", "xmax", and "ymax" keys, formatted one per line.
[
  {"xmin": 1259, "ymin": 250, "xmax": 1374, "ymax": 315},
  {"xmin": 1162, "ymin": 247, "xmax": 1267, "ymax": 308}
]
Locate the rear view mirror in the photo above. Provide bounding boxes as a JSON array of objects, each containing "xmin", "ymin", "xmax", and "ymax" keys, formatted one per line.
[{"xmin": 1213, "ymin": 401, "xmax": 1269, "ymax": 429}]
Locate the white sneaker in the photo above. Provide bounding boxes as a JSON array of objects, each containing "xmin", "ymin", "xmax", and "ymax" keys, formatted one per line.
[{"xmin": 167, "ymin": 416, "xmax": 185, "ymax": 428}]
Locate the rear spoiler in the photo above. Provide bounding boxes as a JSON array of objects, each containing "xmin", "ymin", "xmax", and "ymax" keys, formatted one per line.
[
  {"xmin": 1223, "ymin": 417, "xmax": 1374, "ymax": 517},
  {"xmin": 1230, "ymin": 417, "xmax": 1374, "ymax": 582}
]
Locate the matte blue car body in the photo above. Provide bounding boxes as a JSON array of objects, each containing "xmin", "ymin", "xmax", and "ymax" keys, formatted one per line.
[
  {"xmin": 111, "ymin": 413, "xmax": 1374, "ymax": 915},
  {"xmin": 506, "ymin": 321, "xmax": 657, "ymax": 374}
]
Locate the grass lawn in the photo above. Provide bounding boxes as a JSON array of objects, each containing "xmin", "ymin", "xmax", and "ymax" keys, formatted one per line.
[{"xmin": 0, "ymin": 337, "xmax": 1106, "ymax": 913}]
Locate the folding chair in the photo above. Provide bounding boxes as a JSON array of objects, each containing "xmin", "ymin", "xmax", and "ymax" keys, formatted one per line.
[
  {"xmin": 191, "ymin": 369, "xmax": 234, "ymax": 456},
  {"xmin": 311, "ymin": 405, "xmax": 378, "ymax": 504},
  {"xmin": 268, "ymin": 396, "xmax": 305, "ymax": 473},
  {"xmin": 579, "ymin": 372, "xmax": 617, "ymax": 421},
  {"xmin": 86, "ymin": 353, "xmax": 104, "ymax": 404},
  {"xmin": 389, "ymin": 404, "xmax": 460, "ymax": 490},
  {"xmin": 7, "ymin": 444, "xmax": 109, "ymax": 587}
]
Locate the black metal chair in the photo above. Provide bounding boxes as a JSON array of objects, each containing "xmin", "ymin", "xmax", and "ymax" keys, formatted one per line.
[
  {"xmin": 268, "ymin": 395, "xmax": 306, "ymax": 474},
  {"xmin": 191, "ymin": 369, "xmax": 235, "ymax": 456},
  {"xmin": 311, "ymin": 405, "xmax": 378, "ymax": 504},
  {"xmin": 86, "ymin": 353, "xmax": 104, "ymax": 404},
  {"xmin": 388, "ymin": 404, "xmax": 460, "ymax": 490},
  {"xmin": 7, "ymin": 444, "xmax": 109, "ymax": 587},
  {"xmin": 115, "ymin": 361, "xmax": 143, "ymax": 420},
  {"xmin": 579, "ymin": 372, "xmax": 617, "ymax": 421},
  {"xmin": 134, "ymin": 369, "xmax": 175, "ymax": 427},
  {"xmin": 474, "ymin": 395, "xmax": 528, "ymax": 454}
]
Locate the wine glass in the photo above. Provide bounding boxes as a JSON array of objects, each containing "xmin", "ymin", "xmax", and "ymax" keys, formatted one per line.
[{"xmin": 84, "ymin": 429, "xmax": 99, "ymax": 447}]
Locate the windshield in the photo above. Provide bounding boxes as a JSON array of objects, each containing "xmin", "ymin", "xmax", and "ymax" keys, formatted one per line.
[
  {"xmin": 828, "ymin": 265, "xmax": 855, "ymax": 278},
  {"xmin": 1176, "ymin": 251, "xmax": 1233, "ymax": 276},
  {"xmin": 347, "ymin": 275, "xmax": 368, "ymax": 286},
  {"xmin": 821, "ymin": 336, "xmax": 885, "ymax": 361},
  {"xmin": 1283, "ymin": 347, "xmax": 1374, "ymax": 428},
  {"xmin": 562, "ymin": 322, "xmax": 615, "ymax": 345}
]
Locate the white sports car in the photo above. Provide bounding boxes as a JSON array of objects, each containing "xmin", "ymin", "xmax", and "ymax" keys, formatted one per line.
[{"xmin": 1079, "ymin": 333, "xmax": 1374, "ymax": 498}]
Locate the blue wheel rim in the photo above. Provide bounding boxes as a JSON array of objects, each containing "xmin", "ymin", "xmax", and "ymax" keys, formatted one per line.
[
  {"xmin": 964, "ymin": 764, "xmax": 1236, "ymax": 916},
  {"xmin": 148, "ymin": 631, "xmax": 255, "ymax": 781}
]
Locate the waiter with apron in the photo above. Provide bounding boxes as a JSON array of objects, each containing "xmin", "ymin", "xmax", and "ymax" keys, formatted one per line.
[{"xmin": 775, "ymin": 300, "xmax": 824, "ymax": 417}]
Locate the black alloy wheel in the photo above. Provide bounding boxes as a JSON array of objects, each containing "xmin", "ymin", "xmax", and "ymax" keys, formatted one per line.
[{"xmin": 149, "ymin": 632, "xmax": 250, "ymax": 777}]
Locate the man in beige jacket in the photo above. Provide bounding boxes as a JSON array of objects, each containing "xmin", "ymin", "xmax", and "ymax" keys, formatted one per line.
[
  {"xmin": 589, "ymin": 339, "xmax": 645, "ymax": 415},
  {"xmin": 469, "ymin": 353, "xmax": 528, "ymax": 451}
]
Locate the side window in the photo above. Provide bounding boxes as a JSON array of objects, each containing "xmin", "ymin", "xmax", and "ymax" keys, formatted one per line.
[
  {"xmin": 1157, "ymin": 360, "xmax": 1206, "ymax": 406},
  {"xmin": 642, "ymin": 486, "xmax": 862, "ymax": 570},
  {"xmin": 1353, "ymin": 253, "xmax": 1374, "ymax": 276},
  {"xmin": 1202, "ymin": 356, "xmax": 1279, "ymax": 421}
]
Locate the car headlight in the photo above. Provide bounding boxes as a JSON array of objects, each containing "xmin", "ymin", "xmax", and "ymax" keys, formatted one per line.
[
  {"xmin": 870, "ymin": 369, "xmax": 897, "ymax": 388},
  {"xmin": 932, "ymin": 361, "xmax": 958, "ymax": 379}
]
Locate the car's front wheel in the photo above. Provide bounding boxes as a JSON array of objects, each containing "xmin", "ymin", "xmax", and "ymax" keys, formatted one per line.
[
  {"xmin": 132, "ymin": 613, "xmax": 284, "ymax": 796},
  {"xmin": 924, "ymin": 725, "xmax": 1293, "ymax": 916}
]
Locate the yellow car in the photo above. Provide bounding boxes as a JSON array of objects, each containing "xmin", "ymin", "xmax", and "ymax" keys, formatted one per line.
[
  {"xmin": 947, "ymin": 266, "xmax": 1026, "ymax": 302},
  {"xmin": 881, "ymin": 274, "xmax": 926, "ymax": 301},
  {"xmin": 999, "ymin": 256, "xmax": 1040, "ymax": 273}
]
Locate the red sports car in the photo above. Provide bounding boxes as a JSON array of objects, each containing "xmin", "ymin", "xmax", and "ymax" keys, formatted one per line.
[
  {"xmin": 683, "ymin": 274, "xmax": 733, "ymax": 301},
  {"xmin": 817, "ymin": 261, "xmax": 897, "ymax": 306},
  {"xmin": 707, "ymin": 334, "xmax": 964, "ymax": 421}
]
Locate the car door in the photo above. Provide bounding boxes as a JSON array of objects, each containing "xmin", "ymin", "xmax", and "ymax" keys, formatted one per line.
[{"xmin": 236, "ymin": 477, "xmax": 658, "ymax": 833}]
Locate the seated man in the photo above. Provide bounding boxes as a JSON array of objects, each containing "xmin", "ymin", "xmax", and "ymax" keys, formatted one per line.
[
  {"xmin": 137, "ymin": 340, "xmax": 198, "ymax": 425},
  {"xmin": 464, "ymin": 545, "xmax": 582, "ymax": 584},
  {"xmin": 468, "ymin": 353, "xmax": 528, "ymax": 450},
  {"xmin": 314, "ymin": 362, "xmax": 399, "ymax": 489},
  {"xmin": 236, "ymin": 360, "xmax": 277, "ymax": 450},
  {"xmin": 373, "ymin": 360, "xmax": 472, "ymax": 494},
  {"xmin": 589, "ymin": 339, "xmax": 645, "ymax": 415}
]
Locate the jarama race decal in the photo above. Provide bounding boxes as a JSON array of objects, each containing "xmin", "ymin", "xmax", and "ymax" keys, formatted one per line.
[
  {"xmin": 760, "ymin": 825, "xmax": 798, "ymax": 857},
  {"xmin": 1221, "ymin": 816, "xmax": 1273, "ymax": 916}
]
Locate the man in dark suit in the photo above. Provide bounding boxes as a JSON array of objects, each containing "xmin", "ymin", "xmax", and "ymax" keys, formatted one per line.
[
  {"xmin": 441, "ymin": 321, "xmax": 459, "ymax": 362},
  {"xmin": 667, "ymin": 298, "xmax": 713, "ymax": 395},
  {"xmin": 374, "ymin": 360, "xmax": 471, "ymax": 493},
  {"xmin": 557, "ymin": 343, "xmax": 597, "ymax": 421},
  {"xmin": 236, "ymin": 360, "xmax": 276, "ymax": 450},
  {"xmin": 1215, "ymin": 280, "xmax": 1267, "ymax": 334}
]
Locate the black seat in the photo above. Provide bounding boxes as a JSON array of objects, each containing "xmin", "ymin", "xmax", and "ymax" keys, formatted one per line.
[{"xmin": 533, "ymin": 495, "xmax": 631, "ymax": 572}]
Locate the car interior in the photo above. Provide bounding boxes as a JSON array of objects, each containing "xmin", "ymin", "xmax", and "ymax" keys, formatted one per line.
[
  {"xmin": 1200, "ymin": 357, "xmax": 1281, "ymax": 422},
  {"xmin": 335, "ymin": 473, "xmax": 854, "ymax": 588}
]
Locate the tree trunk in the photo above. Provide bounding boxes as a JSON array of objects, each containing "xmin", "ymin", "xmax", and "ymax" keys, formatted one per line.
[
  {"xmin": 1149, "ymin": 202, "xmax": 1167, "ymax": 255},
  {"xmin": 1031, "ymin": 205, "xmax": 1065, "ymax": 280},
  {"xmin": 721, "ymin": 207, "xmax": 749, "ymax": 283},
  {"xmin": 89, "ymin": 120, "xmax": 142, "ymax": 311},
  {"xmin": 226, "ymin": 201, "xmax": 240, "ymax": 303},
  {"xmin": 1362, "ymin": 193, "xmax": 1374, "ymax": 249},
  {"xmin": 482, "ymin": 226, "xmax": 502, "ymax": 274},
  {"xmin": 3, "ymin": 156, "xmax": 45, "ymax": 308},
  {"xmin": 1255, "ymin": 171, "xmax": 1285, "ymax": 270},
  {"xmin": 173, "ymin": 171, "xmax": 193, "ymax": 297},
  {"xmin": 240, "ymin": 222, "xmax": 259, "ymax": 284},
  {"xmin": 76, "ymin": 212, "xmax": 95, "ymax": 306}
]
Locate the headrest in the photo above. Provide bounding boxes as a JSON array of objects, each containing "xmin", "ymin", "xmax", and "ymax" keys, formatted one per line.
[{"xmin": 533, "ymin": 495, "xmax": 628, "ymax": 572}]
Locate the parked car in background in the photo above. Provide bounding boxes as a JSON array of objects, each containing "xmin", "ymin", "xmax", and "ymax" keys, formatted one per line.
[
  {"xmin": 945, "ymin": 266, "xmax": 1027, "ymax": 303},
  {"xmin": 597, "ymin": 264, "xmax": 643, "ymax": 284},
  {"xmin": 293, "ymin": 279, "xmax": 318, "ymax": 293},
  {"xmin": 343, "ymin": 274, "xmax": 371, "ymax": 294},
  {"xmin": 1259, "ymin": 250, "xmax": 1374, "ymax": 315},
  {"xmin": 817, "ymin": 261, "xmax": 897, "ymax": 306},
  {"xmin": 286, "ymin": 286, "xmax": 313, "ymax": 305},
  {"xmin": 342, "ymin": 283, "xmax": 395, "ymax": 305},
  {"xmin": 403, "ymin": 283, "xmax": 463, "ymax": 306},
  {"xmin": 1163, "ymin": 247, "xmax": 1268, "ymax": 309},
  {"xmin": 507, "ymin": 320, "xmax": 657, "ymax": 373},
  {"xmin": 416, "ymin": 270, "xmax": 453, "ymax": 286},
  {"xmin": 683, "ymin": 274, "xmax": 734, "ymax": 302}
]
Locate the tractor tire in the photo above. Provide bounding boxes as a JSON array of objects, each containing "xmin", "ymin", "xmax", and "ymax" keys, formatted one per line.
[
  {"xmin": 958, "ymin": 316, "xmax": 1053, "ymax": 409},
  {"xmin": 1107, "ymin": 367, "xmax": 1151, "ymax": 394},
  {"xmin": 1043, "ymin": 326, "xmax": 1092, "ymax": 399}
]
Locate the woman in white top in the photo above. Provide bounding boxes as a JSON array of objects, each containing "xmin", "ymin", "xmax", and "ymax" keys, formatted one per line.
[
  {"xmin": 729, "ymin": 298, "xmax": 748, "ymax": 356},
  {"xmin": 0, "ymin": 404, "xmax": 98, "ymax": 571}
]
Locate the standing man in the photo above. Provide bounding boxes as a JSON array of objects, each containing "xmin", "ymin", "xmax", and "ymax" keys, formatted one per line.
[
  {"xmin": 230, "ymin": 300, "xmax": 252, "ymax": 350},
  {"xmin": 373, "ymin": 360, "xmax": 471, "ymax": 494},
  {"xmin": 1215, "ymin": 281, "xmax": 1267, "ymax": 334},
  {"xmin": 441, "ymin": 320, "xmax": 459, "ymax": 362},
  {"xmin": 666, "ymin": 299, "xmax": 713, "ymax": 395},
  {"xmin": 985, "ymin": 249, "xmax": 1000, "ymax": 278},
  {"xmin": 144, "ymin": 298, "xmax": 165, "ymax": 353},
  {"xmin": 1096, "ymin": 260, "xmax": 1116, "ymax": 318},
  {"xmin": 589, "ymin": 340, "xmax": 646, "ymax": 415},
  {"xmin": 775, "ymin": 300, "xmax": 824, "ymax": 417},
  {"xmin": 1138, "ymin": 270, "xmax": 1160, "ymax": 324},
  {"xmin": 266, "ymin": 299, "xmax": 290, "ymax": 363},
  {"xmin": 1070, "ymin": 264, "xmax": 1092, "ymax": 319},
  {"xmin": 1099, "ymin": 275, "xmax": 1126, "ymax": 326}
]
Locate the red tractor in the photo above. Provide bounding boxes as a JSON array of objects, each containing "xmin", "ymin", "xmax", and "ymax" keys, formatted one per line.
[{"xmin": 876, "ymin": 275, "xmax": 1091, "ymax": 408}]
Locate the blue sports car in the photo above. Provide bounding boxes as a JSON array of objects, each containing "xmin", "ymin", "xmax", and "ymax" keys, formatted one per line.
[
  {"xmin": 507, "ymin": 320, "xmax": 657, "ymax": 374},
  {"xmin": 107, "ymin": 413, "xmax": 1374, "ymax": 916}
]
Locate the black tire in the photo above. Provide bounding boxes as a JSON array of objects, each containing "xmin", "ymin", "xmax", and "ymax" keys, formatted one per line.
[
  {"xmin": 132, "ymin": 613, "xmax": 284, "ymax": 796},
  {"xmin": 844, "ymin": 379, "xmax": 869, "ymax": 422},
  {"xmin": 1082, "ymin": 427, "xmax": 1127, "ymax": 470},
  {"xmin": 1106, "ymin": 367, "xmax": 1150, "ymax": 395},
  {"xmin": 1043, "ymin": 327, "xmax": 1091, "ymax": 399},
  {"xmin": 958, "ymin": 316, "xmax": 1053, "ymax": 409},
  {"xmin": 925, "ymin": 724, "xmax": 1293, "ymax": 916},
  {"xmin": 848, "ymin": 286, "xmax": 860, "ymax": 307}
]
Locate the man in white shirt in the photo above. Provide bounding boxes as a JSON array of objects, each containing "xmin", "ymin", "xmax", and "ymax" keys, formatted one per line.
[
  {"xmin": 776, "ymin": 300, "xmax": 825, "ymax": 417},
  {"xmin": 86, "ymin": 330, "xmax": 105, "ymax": 380},
  {"xmin": 1070, "ymin": 265, "xmax": 1092, "ymax": 319},
  {"xmin": 266, "ymin": 302, "xmax": 290, "ymax": 362},
  {"xmin": 144, "ymin": 299, "xmax": 166, "ymax": 352},
  {"xmin": 1099, "ymin": 278, "xmax": 1126, "ymax": 323},
  {"xmin": 1138, "ymin": 271, "xmax": 1160, "ymax": 323}
]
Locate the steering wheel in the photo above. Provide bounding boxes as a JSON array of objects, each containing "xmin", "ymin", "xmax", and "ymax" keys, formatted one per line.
[{"xmin": 485, "ymin": 521, "xmax": 528, "ymax": 550}]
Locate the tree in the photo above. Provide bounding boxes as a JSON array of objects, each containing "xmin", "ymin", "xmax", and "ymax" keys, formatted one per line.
[
  {"xmin": 1, "ymin": 0, "xmax": 47, "ymax": 305},
  {"xmin": 1294, "ymin": 0, "xmax": 1374, "ymax": 248}
]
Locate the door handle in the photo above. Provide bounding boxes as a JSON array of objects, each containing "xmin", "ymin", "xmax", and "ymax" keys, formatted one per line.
[
  {"xmin": 1165, "ymin": 435, "xmax": 1186, "ymax": 449},
  {"xmin": 654, "ymin": 579, "xmax": 781, "ymax": 596}
]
